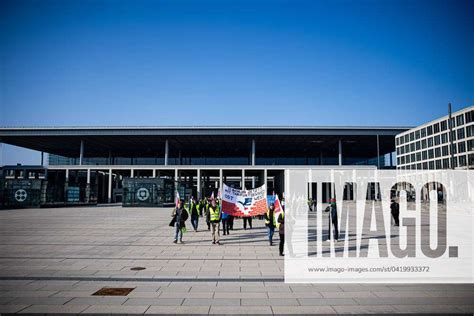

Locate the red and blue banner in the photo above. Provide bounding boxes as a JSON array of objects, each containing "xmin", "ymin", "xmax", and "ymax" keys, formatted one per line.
[{"xmin": 221, "ymin": 183, "xmax": 268, "ymax": 217}]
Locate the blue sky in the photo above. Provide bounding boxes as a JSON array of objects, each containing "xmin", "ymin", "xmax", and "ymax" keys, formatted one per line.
[{"xmin": 0, "ymin": 0, "xmax": 473, "ymax": 165}]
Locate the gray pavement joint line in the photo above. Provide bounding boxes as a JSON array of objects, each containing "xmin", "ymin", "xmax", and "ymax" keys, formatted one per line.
[
  {"xmin": 143, "ymin": 305, "xmax": 152, "ymax": 314},
  {"xmin": 0, "ymin": 256, "xmax": 282, "ymax": 261},
  {"xmin": 15, "ymin": 304, "xmax": 33, "ymax": 314},
  {"xmin": 0, "ymin": 276, "xmax": 284, "ymax": 282},
  {"xmin": 0, "ymin": 243, "xmax": 278, "ymax": 246}
]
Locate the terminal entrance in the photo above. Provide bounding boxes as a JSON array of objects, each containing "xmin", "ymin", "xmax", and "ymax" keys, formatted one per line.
[{"xmin": 1, "ymin": 167, "xmax": 287, "ymax": 209}]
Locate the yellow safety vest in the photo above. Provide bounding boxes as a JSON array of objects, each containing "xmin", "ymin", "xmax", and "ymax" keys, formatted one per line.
[
  {"xmin": 265, "ymin": 210, "xmax": 276, "ymax": 226},
  {"xmin": 276, "ymin": 212, "xmax": 284, "ymax": 229},
  {"xmin": 209, "ymin": 206, "xmax": 220, "ymax": 222}
]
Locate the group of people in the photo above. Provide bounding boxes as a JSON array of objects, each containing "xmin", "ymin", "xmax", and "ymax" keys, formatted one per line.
[{"xmin": 170, "ymin": 195, "xmax": 286, "ymax": 256}]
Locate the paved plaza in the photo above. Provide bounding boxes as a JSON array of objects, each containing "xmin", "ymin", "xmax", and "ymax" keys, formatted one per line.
[{"xmin": 0, "ymin": 205, "xmax": 472, "ymax": 314}]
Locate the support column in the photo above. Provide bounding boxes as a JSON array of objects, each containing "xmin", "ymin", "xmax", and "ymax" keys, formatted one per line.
[
  {"xmin": 41, "ymin": 152, "xmax": 44, "ymax": 166},
  {"xmin": 251, "ymin": 176, "xmax": 255, "ymax": 189},
  {"xmin": 79, "ymin": 140, "xmax": 84, "ymax": 166},
  {"xmin": 389, "ymin": 152, "xmax": 393, "ymax": 167},
  {"xmin": 264, "ymin": 169, "xmax": 268, "ymax": 195},
  {"xmin": 241, "ymin": 169, "xmax": 245, "ymax": 190},
  {"xmin": 338, "ymin": 139, "xmax": 342, "ymax": 166},
  {"xmin": 308, "ymin": 171, "xmax": 312, "ymax": 200},
  {"xmin": 108, "ymin": 169, "xmax": 112, "ymax": 203},
  {"xmin": 165, "ymin": 139, "xmax": 169, "ymax": 166},
  {"xmin": 152, "ymin": 169, "xmax": 156, "ymax": 178},
  {"xmin": 376, "ymin": 134, "xmax": 380, "ymax": 169},
  {"xmin": 219, "ymin": 169, "xmax": 223, "ymax": 195},
  {"xmin": 251, "ymin": 139, "xmax": 256, "ymax": 166},
  {"xmin": 325, "ymin": 182, "xmax": 330, "ymax": 203},
  {"xmin": 174, "ymin": 168, "xmax": 178, "ymax": 194},
  {"xmin": 64, "ymin": 169, "xmax": 69, "ymax": 202},
  {"xmin": 131, "ymin": 169, "xmax": 134, "ymax": 178},
  {"xmin": 85, "ymin": 169, "xmax": 91, "ymax": 203},
  {"xmin": 197, "ymin": 169, "xmax": 201, "ymax": 199}
]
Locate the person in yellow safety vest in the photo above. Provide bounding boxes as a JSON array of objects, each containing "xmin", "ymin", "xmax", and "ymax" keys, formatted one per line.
[
  {"xmin": 264, "ymin": 203, "xmax": 277, "ymax": 246},
  {"xmin": 209, "ymin": 199, "xmax": 221, "ymax": 245},
  {"xmin": 277, "ymin": 210, "xmax": 285, "ymax": 256}
]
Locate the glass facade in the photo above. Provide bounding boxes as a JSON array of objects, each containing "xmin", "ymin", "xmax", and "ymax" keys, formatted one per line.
[
  {"xmin": 49, "ymin": 154, "xmax": 387, "ymax": 167},
  {"xmin": 396, "ymin": 107, "xmax": 474, "ymax": 170}
]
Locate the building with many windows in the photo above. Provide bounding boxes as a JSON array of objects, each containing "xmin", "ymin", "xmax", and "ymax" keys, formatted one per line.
[
  {"xmin": 0, "ymin": 126, "xmax": 405, "ymax": 206},
  {"xmin": 395, "ymin": 105, "xmax": 474, "ymax": 170}
]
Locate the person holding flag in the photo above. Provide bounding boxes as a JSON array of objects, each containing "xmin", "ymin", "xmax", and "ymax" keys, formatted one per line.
[
  {"xmin": 170, "ymin": 197, "xmax": 188, "ymax": 244},
  {"xmin": 273, "ymin": 194, "xmax": 283, "ymax": 223},
  {"xmin": 275, "ymin": 195, "xmax": 285, "ymax": 256},
  {"xmin": 205, "ymin": 192, "xmax": 214, "ymax": 230}
]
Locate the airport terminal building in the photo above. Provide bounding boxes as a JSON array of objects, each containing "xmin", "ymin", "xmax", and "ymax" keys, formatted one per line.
[{"xmin": 0, "ymin": 126, "xmax": 407, "ymax": 207}]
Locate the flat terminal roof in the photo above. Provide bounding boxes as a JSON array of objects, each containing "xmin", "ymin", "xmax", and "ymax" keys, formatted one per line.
[{"xmin": 0, "ymin": 126, "xmax": 409, "ymax": 158}]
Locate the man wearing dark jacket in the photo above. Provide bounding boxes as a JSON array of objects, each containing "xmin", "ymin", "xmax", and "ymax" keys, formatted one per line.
[
  {"xmin": 277, "ymin": 210, "xmax": 285, "ymax": 256},
  {"xmin": 325, "ymin": 198, "xmax": 339, "ymax": 242},
  {"xmin": 390, "ymin": 199, "xmax": 400, "ymax": 226},
  {"xmin": 170, "ymin": 199, "xmax": 188, "ymax": 244},
  {"xmin": 189, "ymin": 197, "xmax": 199, "ymax": 232}
]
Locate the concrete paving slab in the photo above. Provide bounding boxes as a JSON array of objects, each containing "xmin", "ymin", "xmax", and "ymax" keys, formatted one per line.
[
  {"xmin": 272, "ymin": 306, "xmax": 336, "ymax": 314},
  {"xmin": 392, "ymin": 304, "xmax": 469, "ymax": 313},
  {"xmin": 208, "ymin": 306, "xmax": 272, "ymax": 314},
  {"xmin": 298, "ymin": 298, "xmax": 357, "ymax": 306},
  {"xmin": 332, "ymin": 305, "xmax": 398, "ymax": 314},
  {"xmin": 0, "ymin": 206, "xmax": 472, "ymax": 314},
  {"xmin": 183, "ymin": 298, "xmax": 241, "ymax": 306},
  {"xmin": 18, "ymin": 304, "xmax": 90, "ymax": 314},
  {"xmin": 146, "ymin": 305, "xmax": 210, "ymax": 314},
  {"xmin": 81, "ymin": 304, "xmax": 150, "ymax": 314},
  {"xmin": 66, "ymin": 296, "xmax": 128, "ymax": 305},
  {"xmin": 8, "ymin": 296, "xmax": 72, "ymax": 305},
  {"xmin": 241, "ymin": 298, "xmax": 300, "ymax": 306},
  {"xmin": 124, "ymin": 298, "xmax": 183, "ymax": 306},
  {"xmin": 0, "ymin": 305, "xmax": 30, "ymax": 313}
]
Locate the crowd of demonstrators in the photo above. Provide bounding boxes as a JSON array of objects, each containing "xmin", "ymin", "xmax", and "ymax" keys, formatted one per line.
[{"xmin": 170, "ymin": 192, "xmax": 287, "ymax": 257}]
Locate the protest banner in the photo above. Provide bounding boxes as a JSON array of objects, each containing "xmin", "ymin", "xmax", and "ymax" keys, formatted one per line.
[{"xmin": 221, "ymin": 183, "xmax": 268, "ymax": 217}]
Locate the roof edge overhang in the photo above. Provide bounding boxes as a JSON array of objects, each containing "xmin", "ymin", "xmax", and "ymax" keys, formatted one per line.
[{"xmin": 0, "ymin": 126, "xmax": 412, "ymax": 137}]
